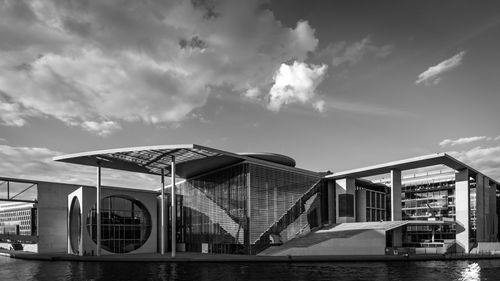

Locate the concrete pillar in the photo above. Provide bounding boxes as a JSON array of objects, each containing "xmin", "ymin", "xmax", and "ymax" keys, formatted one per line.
[
  {"xmin": 476, "ymin": 175, "xmax": 485, "ymax": 242},
  {"xmin": 335, "ymin": 178, "xmax": 355, "ymax": 223},
  {"xmin": 484, "ymin": 177, "xmax": 491, "ymax": 241},
  {"xmin": 171, "ymin": 156, "xmax": 176, "ymax": 257},
  {"xmin": 356, "ymin": 189, "xmax": 367, "ymax": 222},
  {"xmin": 96, "ymin": 164, "xmax": 101, "ymax": 256},
  {"xmin": 455, "ymin": 169, "xmax": 470, "ymax": 253},
  {"xmin": 327, "ymin": 180, "xmax": 336, "ymax": 224},
  {"xmin": 491, "ymin": 183, "xmax": 498, "ymax": 241},
  {"xmin": 160, "ymin": 169, "xmax": 165, "ymax": 255},
  {"xmin": 390, "ymin": 169, "xmax": 402, "ymax": 221}
]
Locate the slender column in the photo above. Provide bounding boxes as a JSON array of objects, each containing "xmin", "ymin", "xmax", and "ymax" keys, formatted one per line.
[
  {"xmin": 455, "ymin": 169, "xmax": 470, "ymax": 253},
  {"xmin": 96, "ymin": 163, "xmax": 101, "ymax": 256},
  {"xmin": 171, "ymin": 156, "xmax": 176, "ymax": 258},
  {"xmin": 390, "ymin": 169, "xmax": 402, "ymax": 221},
  {"xmin": 390, "ymin": 169, "xmax": 402, "ymax": 247},
  {"xmin": 161, "ymin": 169, "xmax": 165, "ymax": 255},
  {"xmin": 484, "ymin": 177, "xmax": 490, "ymax": 241},
  {"xmin": 327, "ymin": 180, "xmax": 336, "ymax": 224}
]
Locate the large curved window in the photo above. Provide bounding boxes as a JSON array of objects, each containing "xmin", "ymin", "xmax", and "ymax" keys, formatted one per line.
[
  {"xmin": 86, "ymin": 196, "xmax": 152, "ymax": 253},
  {"xmin": 69, "ymin": 197, "xmax": 81, "ymax": 254}
]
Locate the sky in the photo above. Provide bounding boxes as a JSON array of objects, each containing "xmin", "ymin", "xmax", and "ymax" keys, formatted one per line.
[{"xmin": 0, "ymin": 0, "xmax": 500, "ymax": 189}]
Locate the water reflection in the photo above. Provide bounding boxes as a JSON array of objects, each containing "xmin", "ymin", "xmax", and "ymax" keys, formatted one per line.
[
  {"xmin": 2, "ymin": 257, "xmax": 500, "ymax": 281},
  {"xmin": 458, "ymin": 262, "xmax": 480, "ymax": 281}
]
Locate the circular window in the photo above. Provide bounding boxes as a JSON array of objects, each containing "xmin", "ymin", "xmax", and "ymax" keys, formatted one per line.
[
  {"xmin": 69, "ymin": 197, "xmax": 81, "ymax": 254},
  {"xmin": 86, "ymin": 196, "xmax": 152, "ymax": 253}
]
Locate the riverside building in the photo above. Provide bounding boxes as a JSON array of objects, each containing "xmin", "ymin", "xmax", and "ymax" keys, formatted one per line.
[{"xmin": 0, "ymin": 144, "xmax": 498, "ymax": 256}]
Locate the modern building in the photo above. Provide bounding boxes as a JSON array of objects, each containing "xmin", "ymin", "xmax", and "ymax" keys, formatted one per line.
[
  {"xmin": 1, "ymin": 144, "xmax": 499, "ymax": 257},
  {"xmin": 0, "ymin": 202, "xmax": 37, "ymax": 236}
]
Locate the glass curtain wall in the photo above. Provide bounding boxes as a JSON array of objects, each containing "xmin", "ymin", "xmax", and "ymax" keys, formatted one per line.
[
  {"xmin": 365, "ymin": 189, "xmax": 386, "ymax": 222},
  {"xmin": 249, "ymin": 164, "xmax": 319, "ymax": 249},
  {"xmin": 178, "ymin": 164, "xmax": 249, "ymax": 254},
  {"xmin": 177, "ymin": 162, "xmax": 319, "ymax": 255},
  {"xmin": 87, "ymin": 196, "xmax": 152, "ymax": 254},
  {"xmin": 401, "ymin": 180, "xmax": 456, "ymax": 242}
]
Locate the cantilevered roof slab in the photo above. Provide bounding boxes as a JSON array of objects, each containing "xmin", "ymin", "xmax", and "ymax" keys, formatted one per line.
[
  {"xmin": 316, "ymin": 220, "xmax": 455, "ymax": 234},
  {"xmin": 54, "ymin": 144, "xmax": 242, "ymax": 178},
  {"xmin": 54, "ymin": 144, "xmax": 317, "ymax": 179},
  {"xmin": 325, "ymin": 153, "xmax": 500, "ymax": 186}
]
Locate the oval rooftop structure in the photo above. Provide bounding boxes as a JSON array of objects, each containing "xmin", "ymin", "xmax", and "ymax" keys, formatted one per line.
[{"xmin": 238, "ymin": 152, "xmax": 296, "ymax": 167}]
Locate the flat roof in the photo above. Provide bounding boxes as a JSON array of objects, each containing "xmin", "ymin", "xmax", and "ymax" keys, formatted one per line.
[
  {"xmin": 326, "ymin": 153, "xmax": 500, "ymax": 185},
  {"xmin": 53, "ymin": 144, "xmax": 318, "ymax": 179}
]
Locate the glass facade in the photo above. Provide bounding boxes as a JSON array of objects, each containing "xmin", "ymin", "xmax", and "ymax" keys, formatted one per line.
[
  {"xmin": 176, "ymin": 163, "xmax": 319, "ymax": 254},
  {"xmin": 470, "ymin": 178, "xmax": 477, "ymax": 242},
  {"xmin": 401, "ymin": 180, "xmax": 457, "ymax": 242},
  {"xmin": 177, "ymin": 164, "xmax": 249, "ymax": 254},
  {"xmin": 249, "ymin": 164, "xmax": 319, "ymax": 247},
  {"xmin": 87, "ymin": 196, "xmax": 152, "ymax": 253},
  {"xmin": 365, "ymin": 189, "xmax": 386, "ymax": 222},
  {"xmin": 0, "ymin": 206, "xmax": 37, "ymax": 236}
]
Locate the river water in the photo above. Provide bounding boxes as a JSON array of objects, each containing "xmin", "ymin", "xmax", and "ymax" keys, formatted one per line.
[{"xmin": 1, "ymin": 256, "xmax": 499, "ymax": 280}]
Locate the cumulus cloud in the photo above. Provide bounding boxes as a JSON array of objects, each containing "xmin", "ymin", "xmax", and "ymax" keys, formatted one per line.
[
  {"xmin": 0, "ymin": 0, "xmax": 320, "ymax": 135},
  {"xmin": 268, "ymin": 61, "xmax": 327, "ymax": 112},
  {"xmin": 439, "ymin": 136, "xmax": 488, "ymax": 147},
  {"xmin": 313, "ymin": 100, "xmax": 326, "ymax": 113},
  {"xmin": 329, "ymin": 36, "xmax": 393, "ymax": 67},
  {"xmin": 416, "ymin": 51, "xmax": 466, "ymax": 85},
  {"xmin": 0, "ymin": 144, "xmax": 158, "ymax": 188}
]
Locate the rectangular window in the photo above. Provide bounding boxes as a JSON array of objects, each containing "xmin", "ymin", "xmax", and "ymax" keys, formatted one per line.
[{"xmin": 339, "ymin": 194, "xmax": 354, "ymax": 217}]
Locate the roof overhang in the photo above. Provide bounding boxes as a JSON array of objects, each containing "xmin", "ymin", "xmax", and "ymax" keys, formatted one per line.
[
  {"xmin": 53, "ymin": 144, "xmax": 318, "ymax": 179},
  {"xmin": 317, "ymin": 220, "xmax": 455, "ymax": 233},
  {"xmin": 325, "ymin": 153, "xmax": 499, "ymax": 185}
]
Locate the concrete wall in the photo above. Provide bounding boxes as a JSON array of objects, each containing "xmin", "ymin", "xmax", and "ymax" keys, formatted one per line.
[
  {"xmin": 455, "ymin": 169, "xmax": 470, "ymax": 253},
  {"xmin": 470, "ymin": 242, "xmax": 500, "ymax": 254},
  {"xmin": 355, "ymin": 189, "xmax": 366, "ymax": 222},
  {"xmin": 37, "ymin": 182, "xmax": 81, "ymax": 253},
  {"xmin": 275, "ymin": 229, "xmax": 386, "ymax": 256},
  {"xmin": 72, "ymin": 186, "xmax": 158, "ymax": 255}
]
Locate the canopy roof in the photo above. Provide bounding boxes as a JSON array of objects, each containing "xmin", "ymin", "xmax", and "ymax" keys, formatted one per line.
[
  {"xmin": 53, "ymin": 144, "xmax": 316, "ymax": 179},
  {"xmin": 325, "ymin": 153, "xmax": 500, "ymax": 186}
]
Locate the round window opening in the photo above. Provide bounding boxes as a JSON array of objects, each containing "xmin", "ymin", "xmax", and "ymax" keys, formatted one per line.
[
  {"xmin": 69, "ymin": 197, "xmax": 81, "ymax": 254},
  {"xmin": 86, "ymin": 196, "xmax": 152, "ymax": 253}
]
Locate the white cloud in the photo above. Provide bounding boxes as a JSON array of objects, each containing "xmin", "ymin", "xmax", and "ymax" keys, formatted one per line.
[
  {"xmin": 244, "ymin": 87, "xmax": 262, "ymax": 100},
  {"xmin": 450, "ymin": 146, "xmax": 500, "ymax": 182},
  {"xmin": 0, "ymin": 0, "xmax": 320, "ymax": 135},
  {"xmin": 313, "ymin": 100, "xmax": 326, "ymax": 113},
  {"xmin": 439, "ymin": 136, "xmax": 487, "ymax": 147},
  {"xmin": 81, "ymin": 120, "xmax": 121, "ymax": 137},
  {"xmin": 416, "ymin": 51, "xmax": 466, "ymax": 85},
  {"xmin": 268, "ymin": 61, "xmax": 327, "ymax": 112},
  {"xmin": 0, "ymin": 144, "xmax": 158, "ymax": 189},
  {"xmin": 0, "ymin": 99, "xmax": 29, "ymax": 127},
  {"xmin": 330, "ymin": 36, "xmax": 393, "ymax": 67},
  {"xmin": 494, "ymin": 135, "xmax": 500, "ymax": 141}
]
